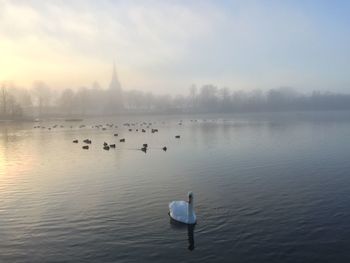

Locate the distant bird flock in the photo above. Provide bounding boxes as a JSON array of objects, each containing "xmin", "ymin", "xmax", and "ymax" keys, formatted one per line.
[{"xmin": 32, "ymin": 119, "xmax": 193, "ymax": 153}]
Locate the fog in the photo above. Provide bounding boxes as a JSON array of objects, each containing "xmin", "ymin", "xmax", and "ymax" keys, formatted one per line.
[
  {"xmin": 2, "ymin": 1, "xmax": 350, "ymax": 94},
  {"xmin": 1, "ymin": 82, "xmax": 350, "ymax": 120}
]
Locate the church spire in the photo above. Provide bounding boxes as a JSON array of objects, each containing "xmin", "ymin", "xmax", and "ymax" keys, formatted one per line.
[{"xmin": 109, "ymin": 60, "xmax": 121, "ymax": 91}]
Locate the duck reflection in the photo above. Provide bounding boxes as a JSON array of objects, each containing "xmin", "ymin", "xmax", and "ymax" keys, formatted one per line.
[{"xmin": 170, "ymin": 218, "xmax": 196, "ymax": 251}]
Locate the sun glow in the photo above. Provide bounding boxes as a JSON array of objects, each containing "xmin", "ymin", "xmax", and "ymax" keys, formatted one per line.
[{"xmin": 0, "ymin": 147, "xmax": 5, "ymax": 178}]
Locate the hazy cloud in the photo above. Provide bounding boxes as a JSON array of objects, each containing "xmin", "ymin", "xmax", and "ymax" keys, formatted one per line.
[{"xmin": 1, "ymin": 0, "xmax": 350, "ymax": 94}]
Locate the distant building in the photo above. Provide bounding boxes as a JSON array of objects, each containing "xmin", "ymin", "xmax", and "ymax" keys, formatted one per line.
[
  {"xmin": 109, "ymin": 61, "xmax": 122, "ymax": 91},
  {"xmin": 106, "ymin": 62, "xmax": 123, "ymax": 113}
]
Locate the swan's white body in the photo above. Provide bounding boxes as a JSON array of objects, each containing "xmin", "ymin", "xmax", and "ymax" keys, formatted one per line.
[{"xmin": 169, "ymin": 192, "xmax": 196, "ymax": 225}]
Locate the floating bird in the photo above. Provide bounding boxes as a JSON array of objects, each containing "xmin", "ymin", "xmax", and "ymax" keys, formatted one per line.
[
  {"xmin": 103, "ymin": 145, "xmax": 110, "ymax": 151},
  {"xmin": 162, "ymin": 146, "xmax": 167, "ymax": 151},
  {"xmin": 169, "ymin": 192, "xmax": 196, "ymax": 225},
  {"xmin": 73, "ymin": 139, "xmax": 78, "ymax": 143},
  {"xmin": 83, "ymin": 139, "xmax": 92, "ymax": 144},
  {"xmin": 143, "ymin": 143, "xmax": 148, "ymax": 148},
  {"xmin": 82, "ymin": 145, "xmax": 89, "ymax": 150},
  {"xmin": 103, "ymin": 142, "xmax": 108, "ymax": 146},
  {"xmin": 114, "ymin": 133, "xmax": 118, "ymax": 137},
  {"xmin": 175, "ymin": 135, "xmax": 180, "ymax": 139},
  {"xmin": 109, "ymin": 144, "xmax": 116, "ymax": 148},
  {"xmin": 141, "ymin": 147, "xmax": 147, "ymax": 153},
  {"xmin": 120, "ymin": 138, "xmax": 125, "ymax": 142}
]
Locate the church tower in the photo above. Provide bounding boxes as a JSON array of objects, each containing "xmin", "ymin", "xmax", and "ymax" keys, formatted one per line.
[
  {"xmin": 109, "ymin": 61, "xmax": 122, "ymax": 91},
  {"xmin": 106, "ymin": 61, "xmax": 123, "ymax": 113}
]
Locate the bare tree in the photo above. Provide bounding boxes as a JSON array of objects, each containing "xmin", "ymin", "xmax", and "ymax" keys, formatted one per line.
[
  {"xmin": 198, "ymin": 84, "xmax": 218, "ymax": 111},
  {"xmin": 32, "ymin": 81, "xmax": 51, "ymax": 116},
  {"xmin": 0, "ymin": 83, "xmax": 9, "ymax": 116},
  {"xmin": 189, "ymin": 84, "xmax": 197, "ymax": 109},
  {"xmin": 218, "ymin": 87, "xmax": 231, "ymax": 111},
  {"xmin": 59, "ymin": 88, "xmax": 75, "ymax": 116},
  {"xmin": 0, "ymin": 83, "xmax": 23, "ymax": 118},
  {"xmin": 75, "ymin": 87, "xmax": 90, "ymax": 115}
]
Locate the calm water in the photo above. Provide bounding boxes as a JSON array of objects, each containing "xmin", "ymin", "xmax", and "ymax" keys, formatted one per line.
[{"xmin": 1, "ymin": 111, "xmax": 350, "ymax": 262}]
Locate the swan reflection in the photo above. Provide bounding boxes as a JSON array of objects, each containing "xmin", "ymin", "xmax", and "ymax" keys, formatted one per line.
[{"xmin": 170, "ymin": 218, "xmax": 196, "ymax": 251}]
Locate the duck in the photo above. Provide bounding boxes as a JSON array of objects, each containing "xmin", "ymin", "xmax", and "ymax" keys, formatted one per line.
[
  {"xmin": 82, "ymin": 145, "xmax": 89, "ymax": 150},
  {"xmin": 103, "ymin": 145, "xmax": 110, "ymax": 150},
  {"xmin": 114, "ymin": 133, "xmax": 118, "ymax": 137},
  {"xmin": 120, "ymin": 138, "xmax": 125, "ymax": 142},
  {"xmin": 175, "ymin": 135, "xmax": 180, "ymax": 139},
  {"xmin": 109, "ymin": 144, "xmax": 116, "ymax": 148},
  {"xmin": 169, "ymin": 192, "xmax": 196, "ymax": 225},
  {"xmin": 83, "ymin": 139, "xmax": 92, "ymax": 144},
  {"xmin": 162, "ymin": 146, "xmax": 167, "ymax": 151},
  {"xmin": 141, "ymin": 147, "xmax": 147, "ymax": 153},
  {"xmin": 72, "ymin": 139, "xmax": 78, "ymax": 143}
]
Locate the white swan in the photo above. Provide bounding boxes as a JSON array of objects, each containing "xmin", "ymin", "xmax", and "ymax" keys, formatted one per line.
[{"xmin": 169, "ymin": 192, "xmax": 196, "ymax": 225}]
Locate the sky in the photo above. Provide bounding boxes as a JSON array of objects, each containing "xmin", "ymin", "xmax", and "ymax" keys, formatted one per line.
[{"xmin": 0, "ymin": 0, "xmax": 350, "ymax": 95}]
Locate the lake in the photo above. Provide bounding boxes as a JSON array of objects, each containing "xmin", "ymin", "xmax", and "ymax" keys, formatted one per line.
[{"xmin": 1, "ymin": 111, "xmax": 350, "ymax": 262}]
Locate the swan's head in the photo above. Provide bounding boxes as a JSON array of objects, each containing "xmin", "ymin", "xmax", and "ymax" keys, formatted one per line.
[{"xmin": 188, "ymin": 191, "xmax": 194, "ymax": 204}]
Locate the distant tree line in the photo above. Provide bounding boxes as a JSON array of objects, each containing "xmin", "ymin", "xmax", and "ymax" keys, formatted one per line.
[{"xmin": 1, "ymin": 81, "xmax": 350, "ymax": 119}]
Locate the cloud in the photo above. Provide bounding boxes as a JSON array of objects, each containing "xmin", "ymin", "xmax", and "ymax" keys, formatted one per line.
[
  {"xmin": 0, "ymin": 0, "xmax": 350, "ymax": 94},
  {"xmin": 0, "ymin": 0, "xmax": 218, "ymax": 92}
]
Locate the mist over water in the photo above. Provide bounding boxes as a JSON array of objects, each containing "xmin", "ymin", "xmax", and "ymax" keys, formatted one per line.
[
  {"xmin": 1, "ymin": 111, "xmax": 350, "ymax": 262},
  {"xmin": 2, "ymin": 83, "xmax": 350, "ymax": 119}
]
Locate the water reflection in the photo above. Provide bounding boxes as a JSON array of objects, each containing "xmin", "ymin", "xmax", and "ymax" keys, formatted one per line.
[
  {"xmin": 170, "ymin": 218, "xmax": 196, "ymax": 251},
  {"xmin": 187, "ymin": 224, "xmax": 195, "ymax": 251},
  {"xmin": 1, "ymin": 113, "xmax": 350, "ymax": 262}
]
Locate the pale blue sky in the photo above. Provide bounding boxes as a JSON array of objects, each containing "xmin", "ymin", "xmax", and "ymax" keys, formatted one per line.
[{"xmin": 0, "ymin": 0, "xmax": 349, "ymax": 94}]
